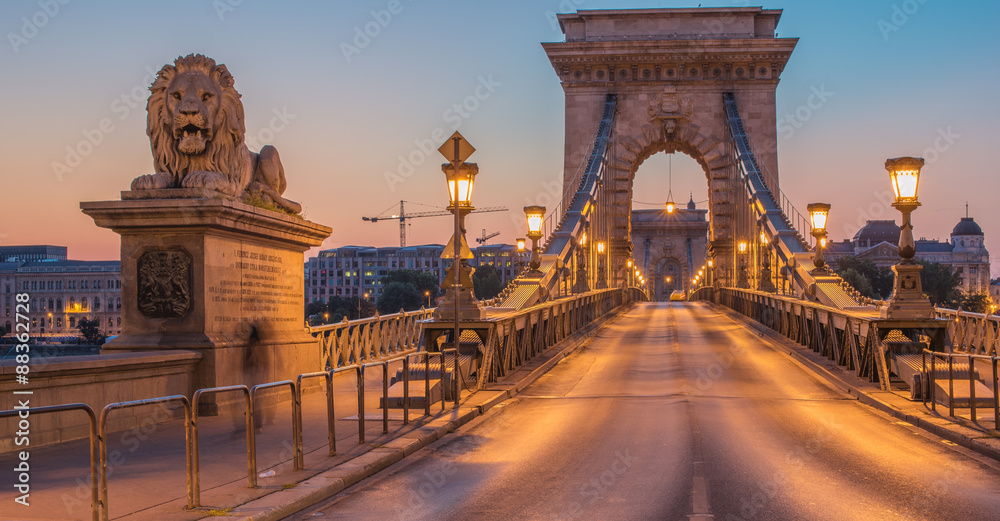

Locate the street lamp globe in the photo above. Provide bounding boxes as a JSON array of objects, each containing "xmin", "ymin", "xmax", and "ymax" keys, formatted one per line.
[
  {"xmin": 885, "ymin": 157, "xmax": 924, "ymax": 261},
  {"xmin": 597, "ymin": 241, "xmax": 605, "ymax": 254},
  {"xmin": 887, "ymin": 157, "xmax": 923, "ymax": 203},
  {"xmin": 738, "ymin": 241, "xmax": 747, "ymax": 254},
  {"xmin": 444, "ymin": 162, "xmax": 477, "ymax": 207},
  {"xmin": 524, "ymin": 206, "xmax": 545, "ymax": 236},
  {"xmin": 524, "ymin": 206, "xmax": 546, "ymax": 274},
  {"xmin": 807, "ymin": 203, "xmax": 830, "ymax": 234},
  {"xmin": 807, "ymin": 203, "xmax": 831, "ymax": 272},
  {"xmin": 516, "ymin": 238, "xmax": 526, "ymax": 252}
]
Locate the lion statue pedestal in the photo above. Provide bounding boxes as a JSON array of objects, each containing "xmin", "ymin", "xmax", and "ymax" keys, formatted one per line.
[{"xmin": 81, "ymin": 54, "xmax": 332, "ymax": 399}]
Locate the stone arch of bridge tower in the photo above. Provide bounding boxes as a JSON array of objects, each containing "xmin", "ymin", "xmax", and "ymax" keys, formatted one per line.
[
  {"xmin": 611, "ymin": 120, "xmax": 735, "ymax": 285},
  {"xmin": 652, "ymin": 256, "xmax": 685, "ymax": 302}
]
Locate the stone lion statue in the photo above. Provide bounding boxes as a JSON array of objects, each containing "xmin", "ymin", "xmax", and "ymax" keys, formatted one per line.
[{"xmin": 130, "ymin": 54, "xmax": 301, "ymax": 214}]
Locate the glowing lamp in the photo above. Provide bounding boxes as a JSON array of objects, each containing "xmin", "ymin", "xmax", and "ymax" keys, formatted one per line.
[
  {"xmin": 524, "ymin": 206, "xmax": 545, "ymax": 236},
  {"xmin": 738, "ymin": 241, "xmax": 747, "ymax": 254},
  {"xmin": 886, "ymin": 157, "xmax": 923, "ymax": 203},
  {"xmin": 807, "ymin": 203, "xmax": 831, "ymax": 234},
  {"xmin": 444, "ymin": 162, "xmax": 477, "ymax": 206},
  {"xmin": 516, "ymin": 238, "xmax": 526, "ymax": 252},
  {"xmin": 597, "ymin": 242, "xmax": 605, "ymax": 254}
]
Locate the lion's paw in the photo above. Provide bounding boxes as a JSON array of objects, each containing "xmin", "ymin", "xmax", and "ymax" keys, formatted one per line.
[
  {"xmin": 130, "ymin": 172, "xmax": 174, "ymax": 191},
  {"xmin": 181, "ymin": 171, "xmax": 231, "ymax": 194}
]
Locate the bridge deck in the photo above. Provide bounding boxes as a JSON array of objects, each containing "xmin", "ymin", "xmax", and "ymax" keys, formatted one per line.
[{"xmin": 289, "ymin": 302, "xmax": 1000, "ymax": 519}]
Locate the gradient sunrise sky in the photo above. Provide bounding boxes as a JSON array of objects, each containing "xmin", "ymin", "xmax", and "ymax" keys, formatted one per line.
[{"xmin": 1, "ymin": 0, "xmax": 997, "ymax": 276}]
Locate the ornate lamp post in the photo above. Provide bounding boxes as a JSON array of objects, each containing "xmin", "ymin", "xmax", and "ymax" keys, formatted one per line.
[
  {"xmin": 737, "ymin": 241, "xmax": 749, "ymax": 288},
  {"xmin": 434, "ymin": 154, "xmax": 481, "ymax": 321},
  {"xmin": 807, "ymin": 203, "xmax": 831, "ymax": 274},
  {"xmin": 524, "ymin": 206, "xmax": 545, "ymax": 277},
  {"xmin": 573, "ymin": 230, "xmax": 591, "ymax": 293},
  {"xmin": 759, "ymin": 229, "xmax": 775, "ymax": 292},
  {"xmin": 883, "ymin": 156, "xmax": 934, "ymax": 319},
  {"xmin": 596, "ymin": 241, "xmax": 607, "ymax": 289}
]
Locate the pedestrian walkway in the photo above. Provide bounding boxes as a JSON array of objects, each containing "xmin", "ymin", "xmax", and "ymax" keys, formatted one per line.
[{"xmin": 0, "ymin": 358, "xmax": 474, "ymax": 521}]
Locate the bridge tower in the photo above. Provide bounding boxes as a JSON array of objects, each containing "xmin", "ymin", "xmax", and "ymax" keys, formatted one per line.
[{"xmin": 544, "ymin": 8, "xmax": 796, "ymax": 286}]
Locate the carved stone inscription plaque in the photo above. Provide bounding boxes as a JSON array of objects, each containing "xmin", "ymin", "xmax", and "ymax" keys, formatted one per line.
[
  {"xmin": 206, "ymin": 243, "xmax": 302, "ymax": 332},
  {"xmin": 138, "ymin": 250, "xmax": 193, "ymax": 318}
]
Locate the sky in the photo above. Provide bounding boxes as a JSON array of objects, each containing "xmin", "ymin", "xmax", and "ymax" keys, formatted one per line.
[{"xmin": 1, "ymin": 0, "xmax": 997, "ymax": 276}]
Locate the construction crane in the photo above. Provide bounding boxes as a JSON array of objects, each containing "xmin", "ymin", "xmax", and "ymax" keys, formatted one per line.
[
  {"xmin": 476, "ymin": 229, "xmax": 500, "ymax": 244},
  {"xmin": 362, "ymin": 201, "xmax": 508, "ymax": 247}
]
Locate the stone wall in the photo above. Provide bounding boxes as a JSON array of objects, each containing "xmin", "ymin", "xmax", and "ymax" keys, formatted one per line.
[{"xmin": 0, "ymin": 351, "xmax": 201, "ymax": 451}]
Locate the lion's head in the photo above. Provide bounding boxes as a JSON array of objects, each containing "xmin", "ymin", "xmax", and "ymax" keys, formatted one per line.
[{"xmin": 146, "ymin": 54, "xmax": 250, "ymax": 189}]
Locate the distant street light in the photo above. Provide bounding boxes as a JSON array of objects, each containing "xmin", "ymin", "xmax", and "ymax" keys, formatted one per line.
[
  {"xmin": 807, "ymin": 203, "xmax": 831, "ymax": 274},
  {"xmin": 759, "ymin": 227, "xmax": 775, "ymax": 292},
  {"xmin": 737, "ymin": 240, "xmax": 749, "ymax": 288},
  {"xmin": 883, "ymin": 156, "xmax": 934, "ymax": 319},
  {"xmin": 424, "ymin": 290, "xmax": 431, "ymax": 308},
  {"xmin": 573, "ymin": 227, "xmax": 591, "ymax": 293},
  {"xmin": 524, "ymin": 206, "xmax": 545, "ymax": 277},
  {"xmin": 596, "ymin": 241, "xmax": 607, "ymax": 289}
]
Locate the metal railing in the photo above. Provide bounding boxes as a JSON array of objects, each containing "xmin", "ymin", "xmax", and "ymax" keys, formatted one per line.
[
  {"xmin": 935, "ymin": 308, "xmax": 1000, "ymax": 355},
  {"xmin": 98, "ymin": 396, "xmax": 193, "ymax": 521},
  {"xmin": 310, "ymin": 308, "xmax": 434, "ymax": 369},
  {"xmin": 923, "ymin": 349, "xmax": 999, "ymax": 428},
  {"xmin": 249, "ymin": 381, "xmax": 300, "ymax": 478},
  {"xmin": 481, "ymin": 288, "xmax": 640, "ymax": 388},
  {"xmin": 0, "ymin": 404, "xmax": 99, "ymax": 521},
  {"xmin": 192, "ymin": 385, "xmax": 253, "ymax": 500}
]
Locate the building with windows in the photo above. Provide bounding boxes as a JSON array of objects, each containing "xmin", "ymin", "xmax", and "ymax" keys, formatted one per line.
[
  {"xmin": 630, "ymin": 197, "xmax": 709, "ymax": 301},
  {"xmin": 304, "ymin": 243, "xmax": 523, "ymax": 304},
  {"xmin": 826, "ymin": 216, "xmax": 991, "ymax": 295},
  {"xmin": 1, "ymin": 246, "xmax": 121, "ymax": 340},
  {"xmin": 0, "ymin": 245, "xmax": 67, "ymax": 262}
]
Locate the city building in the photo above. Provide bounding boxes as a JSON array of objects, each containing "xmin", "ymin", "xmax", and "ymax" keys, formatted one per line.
[
  {"xmin": 630, "ymin": 197, "xmax": 709, "ymax": 301},
  {"xmin": 826, "ymin": 216, "xmax": 991, "ymax": 295},
  {"xmin": 1, "ymin": 246, "xmax": 122, "ymax": 339},
  {"xmin": 305, "ymin": 243, "xmax": 523, "ymax": 304},
  {"xmin": 0, "ymin": 245, "xmax": 68, "ymax": 262}
]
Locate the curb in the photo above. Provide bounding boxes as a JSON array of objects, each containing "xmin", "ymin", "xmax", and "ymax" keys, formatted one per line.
[
  {"xmin": 712, "ymin": 303, "xmax": 1000, "ymax": 463},
  {"xmin": 202, "ymin": 302, "xmax": 635, "ymax": 521}
]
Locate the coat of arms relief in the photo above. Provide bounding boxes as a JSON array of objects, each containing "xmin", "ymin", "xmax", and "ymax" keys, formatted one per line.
[{"xmin": 648, "ymin": 85, "xmax": 694, "ymax": 139}]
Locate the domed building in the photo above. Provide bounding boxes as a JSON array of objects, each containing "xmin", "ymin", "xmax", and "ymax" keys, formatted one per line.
[{"xmin": 826, "ymin": 214, "xmax": 991, "ymax": 295}]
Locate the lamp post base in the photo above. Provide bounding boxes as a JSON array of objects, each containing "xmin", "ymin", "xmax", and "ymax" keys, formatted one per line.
[
  {"xmin": 573, "ymin": 268, "xmax": 591, "ymax": 293},
  {"xmin": 433, "ymin": 286, "xmax": 482, "ymax": 321},
  {"xmin": 881, "ymin": 263, "xmax": 935, "ymax": 320}
]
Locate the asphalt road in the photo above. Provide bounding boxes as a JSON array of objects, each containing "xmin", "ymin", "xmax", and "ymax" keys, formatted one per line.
[{"xmin": 287, "ymin": 302, "xmax": 1000, "ymax": 520}]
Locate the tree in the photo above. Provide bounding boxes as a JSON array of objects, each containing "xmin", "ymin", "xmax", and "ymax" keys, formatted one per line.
[
  {"xmin": 382, "ymin": 270, "xmax": 439, "ymax": 299},
  {"xmin": 960, "ymin": 293, "xmax": 992, "ymax": 314},
  {"xmin": 77, "ymin": 318, "xmax": 105, "ymax": 345},
  {"xmin": 917, "ymin": 259, "xmax": 963, "ymax": 308},
  {"xmin": 838, "ymin": 268, "xmax": 875, "ymax": 299},
  {"xmin": 472, "ymin": 264, "xmax": 505, "ymax": 300},
  {"xmin": 835, "ymin": 256, "xmax": 893, "ymax": 299},
  {"xmin": 377, "ymin": 281, "xmax": 423, "ymax": 314}
]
